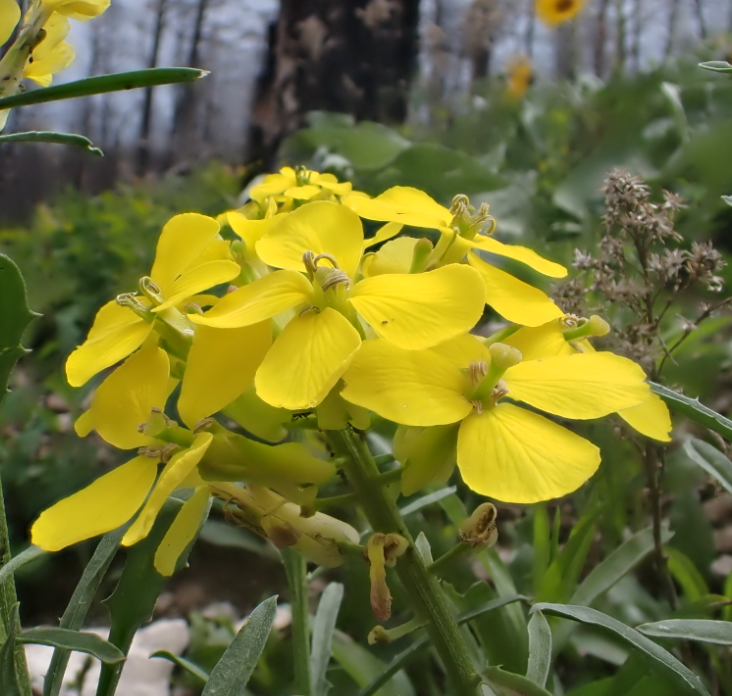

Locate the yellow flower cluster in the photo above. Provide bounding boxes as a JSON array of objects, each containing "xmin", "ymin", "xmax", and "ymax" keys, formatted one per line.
[
  {"xmin": 30, "ymin": 166, "xmax": 671, "ymax": 574},
  {"xmin": 0, "ymin": 0, "xmax": 109, "ymax": 127}
]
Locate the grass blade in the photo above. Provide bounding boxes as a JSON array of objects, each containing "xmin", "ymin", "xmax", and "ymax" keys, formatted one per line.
[
  {"xmin": 202, "ymin": 595, "xmax": 278, "ymax": 696},
  {"xmin": 637, "ymin": 620, "xmax": 732, "ymax": 645},
  {"xmin": 0, "ymin": 132, "xmax": 102, "ymax": 154},
  {"xmin": 150, "ymin": 651, "xmax": 209, "ymax": 684},
  {"xmin": 310, "ymin": 583, "xmax": 344, "ymax": 696},
  {"xmin": 0, "ymin": 68, "xmax": 207, "ymax": 110}
]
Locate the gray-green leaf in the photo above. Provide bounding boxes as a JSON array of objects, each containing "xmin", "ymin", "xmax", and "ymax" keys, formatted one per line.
[
  {"xmin": 202, "ymin": 595, "xmax": 277, "ymax": 696},
  {"xmin": 637, "ymin": 620, "xmax": 732, "ymax": 645},
  {"xmin": 526, "ymin": 611, "xmax": 552, "ymax": 687},
  {"xmin": 651, "ymin": 383, "xmax": 732, "ymax": 442},
  {"xmin": 683, "ymin": 439, "xmax": 732, "ymax": 495},
  {"xmin": 310, "ymin": 583, "xmax": 344, "ymax": 696},
  {"xmin": 18, "ymin": 629, "xmax": 124, "ymax": 663},
  {"xmin": 0, "ymin": 132, "xmax": 102, "ymax": 154},
  {"xmin": 483, "ymin": 666, "xmax": 554, "ymax": 696}
]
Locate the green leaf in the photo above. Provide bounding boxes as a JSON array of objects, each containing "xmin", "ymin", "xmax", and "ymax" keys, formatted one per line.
[
  {"xmin": 532, "ymin": 604, "xmax": 711, "ymax": 696},
  {"xmin": 399, "ymin": 487, "xmax": 457, "ymax": 517},
  {"xmin": 0, "ymin": 254, "xmax": 36, "ymax": 406},
  {"xmin": 570, "ymin": 527, "xmax": 673, "ymax": 607},
  {"xmin": 699, "ymin": 61, "xmax": 732, "ymax": 73},
  {"xmin": 202, "ymin": 596, "xmax": 278, "ymax": 696},
  {"xmin": 483, "ymin": 666, "xmax": 554, "ymax": 696},
  {"xmin": 722, "ymin": 195, "xmax": 732, "ymax": 208},
  {"xmin": 43, "ymin": 528, "xmax": 123, "ymax": 696},
  {"xmin": 651, "ymin": 383, "xmax": 732, "ymax": 442},
  {"xmin": 532, "ymin": 506, "xmax": 551, "ymax": 596},
  {"xmin": 356, "ymin": 595, "xmax": 526, "ymax": 696},
  {"xmin": 0, "ymin": 131, "xmax": 102, "ymax": 155},
  {"xmin": 17, "ymin": 629, "xmax": 124, "ymax": 663},
  {"xmin": 310, "ymin": 583, "xmax": 344, "ymax": 696},
  {"xmin": 682, "ymin": 439, "xmax": 732, "ymax": 496},
  {"xmin": 637, "ymin": 620, "xmax": 732, "ymax": 645},
  {"xmin": 0, "ymin": 546, "xmax": 45, "ymax": 587},
  {"xmin": 0, "ymin": 68, "xmax": 207, "ymax": 110},
  {"xmin": 96, "ymin": 498, "xmax": 204, "ymax": 696},
  {"xmin": 666, "ymin": 548, "xmax": 708, "ymax": 602},
  {"xmin": 150, "ymin": 651, "xmax": 209, "ymax": 683},
  {"xmin": 0, "ymin": 604, "xmax": 22, "ymax": 696},
  {"xmin": 334, "ymin": 630, "xmax": 416, "ymax": 696},
  {"xmin": 526, "ymin": 611, "xmax": 552, "ymax": 688}
]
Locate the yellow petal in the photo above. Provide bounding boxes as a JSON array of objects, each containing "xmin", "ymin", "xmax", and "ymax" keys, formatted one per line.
[
  {"xmin": 457, "ymin": 403, "xmax": 600, "ymax": 503},
  {"xmin": 42, "ymin": 0, "xmax": 110, "ymax": 20},
  {"xmin": 178, "ymin": 322, "xmax": 272, "ymax": 427},
  {"xmin": 31, "ymin": 456, "xmax": 157, "ymax": 551},
  {"xmin": 428, "ymin": 333, "xmax": 490, "ymax": 367},
  {"xmin": 350, "ymin": 264, "xmax": 485, "ymax": 349},
  {"xmin": 250, "ymin": 172, "xmax": 294, "ymax": 202},
  {"xmin": 66, "ymin": 301, "xmax": 152, "ymax": 387},
  {"xmin": 363, "ymin": 222, "xmax": 404, "ymax": 250},
  {"xmin": 617, "ymin": 393, "xmax": 672, "ymax": 442},
  {"xmin": 0, "ymin": 0, "xmax": 20, "ymax": 45},
  {"xmin": 189, "ymin": 270, "xmax": 313, "ymax": 328},
  {"xmin": 76, "ymin": 342, "xmax": 170, "ymax": 449},
  {"xmin": 152, "ymin": 260, "xmax": 240, "ymax": 312},
  {"xmin": 341, "ymin": 339, "xmax": 472, "ymax": 426},
  {"xmin": 228, "ymin": 210, "xmax": 285, "ymax": 250},
  {"xmin": 256, "ymin": 201, "xmax": 364, "ymax": 279},
  {"xmin": 503, "ymin": 320, "xmax": 573, "ymax": 361},
  {"xmin": 150, "ymin": 213, "xmax": 221, "ymax": 293},
  {"xmin": 122, "ymin": 432, "xmax": 213, "ymax": 547},
  {"xmin": 255, "ymin": 308, "xmax": 361, "ymax": 410},
  {"xmin": 503, "ymin": 352, "xmax": 650, "ymax": 419},
  {"xmin": 362, "ymin": 237, "xmax": 417, "ymax": 276},
  {"xmin": 285, "ymin": 184, "xmax": 321, "ymax": 200},
  {"xmin": 471, "ymin": 236, "xmax": 567, "ymax": 278},
  {"xmin": 343, "ymin": 187, "xmax": 451, "ymax": 228},
  {"xmin": 469, "ymin": 254, "xmax": 564, "ymax": 327},
  {"xmin": 154, "ymin": 486, "xmax": 211, "ymax": 577},
  {"xmin": 33, "ymin": 14, "xmax": 71, "ymax": 57}
]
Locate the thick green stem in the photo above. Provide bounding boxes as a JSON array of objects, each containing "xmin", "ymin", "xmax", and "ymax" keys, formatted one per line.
[
  {"xmin": 0, "ymin": 474, "xmax": 32, "ymax": 696},
  {"xmin": 327, "ymin": 429, "xmax": 479, "ymax": 696},
  {"xmin": 282, "ymin": 548, "xmax": 311, "ymax": 695}
]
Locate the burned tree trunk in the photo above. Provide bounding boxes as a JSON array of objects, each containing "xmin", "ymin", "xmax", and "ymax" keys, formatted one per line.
[{"xmin": 246, "ymin": 0, "xmax": 421, "ymax": 169}]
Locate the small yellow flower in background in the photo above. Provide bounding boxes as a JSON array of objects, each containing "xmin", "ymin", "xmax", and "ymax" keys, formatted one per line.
[
  {"xmin": 503, "ymin": 315, "xmax": 673, "ymax": 441},
  {"xmin": 535, "ymin": 0, "xmax": 588, "ymax": 26},
  {"xmin": 341, "ymin": 335, "xmax": 651, "ymax": 503},
  {"xmin": 344, "ymin": 186, "xmax": 567, "ymax": 327},
  {"xmin": 190, "ymin": 201, "xmax": 486, "ymax": 410},
  {"xmin": 249, "ymin": 166, "xmax": 352, "ymax": 208},
  {"xmin": 506, "ymin": 55, "xmax": 533, "ymax": 100},
  {"xmin": 65, "ymin": 213, "xmax": 239, "ymax": 387}
]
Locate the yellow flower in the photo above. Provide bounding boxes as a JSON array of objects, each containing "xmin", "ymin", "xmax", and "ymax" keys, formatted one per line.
[
  {"xmin": 506, "ymin": 55, "xmax": 533, "ymax": 100},
  {"xmin": 190, "ymin": 201, "xmax": 486, "ymax": 410},
  {"xmin": 503, "ymin": 315, "xmax": 673, "ymax": 442},
  {"xmin": 340, "ymin": 335, "xmax": 651, "ymax": 503},
  {"xmin": 535, "ymin": 0, "xmax": 587, "ymax": 26},
  {"xmin": 65, "ymin": 213, "xmax": 239, "ymax": 387},
  {"xmin": 344, "ymin": 186, "xmax": 567, "ymax": 327},
  {"xmin": 249, "ymin": 166, "xmax": 352, "ymax": 207}
]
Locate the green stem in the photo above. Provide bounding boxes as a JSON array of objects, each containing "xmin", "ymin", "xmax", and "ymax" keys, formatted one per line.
[
  {"xmin": 327, "ymin": 429, "xmax": 479, "ymax": 696},
  {"xmin": 428, "ymin": 542, "xmax": 473, "ymax": 577},
  {"xmin": 282, "ymin": 548, "xmax": 311, "ymax": 695},
  {"xmin": 0, "ymin": 474, "xmax": 31, "ymax": 696}
]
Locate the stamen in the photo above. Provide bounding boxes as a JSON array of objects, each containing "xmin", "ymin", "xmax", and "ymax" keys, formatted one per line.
[
  {"xmin": 320, "ymin": 268, "xmax": 351, "ymax": 292},
  {"xmin": 466, "ymin": 361, "xmax": 488, "ymax": 386}
]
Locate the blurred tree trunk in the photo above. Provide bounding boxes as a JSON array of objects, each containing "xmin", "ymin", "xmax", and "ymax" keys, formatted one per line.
[
  {"xmin": 464, "ymin": 0, "xmax": 499, "ymax": 86},
  {"xmin": 555, "ymin": 22, "xmax": 575, "ymax": 80},
  {"xmin": 246, "ymin": 0, "xmax": 421, "ymax": 169},
  {"xmin": 665, "ymin": 0, "xmax": 681, "ymax": 58},
  {"xmin": 693, "ymin": 0, "xmax": 707, "ymax": 40},
  {"xmin": 135, "ymin": 0, "xmax": 167, "ymax": 175},
  {"xmin": 614, "ymin": 0, "xmax": 626, "ymax": 72},
  {"xmin": 169, "ymin": 0, "xmax": 211, "ymax": 166},
  {"xmin": 524, "ymin": 0, "xmax": 535, "ymax": 58},
  {"xmin": 594, "ymin": 0, "xmax": 611, "ymax": 78},
  {"xmin": 631, "ymin": 0, "xmax": 642, "ymax": 72}
]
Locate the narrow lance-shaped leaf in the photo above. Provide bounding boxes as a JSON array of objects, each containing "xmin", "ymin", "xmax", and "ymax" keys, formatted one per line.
[
  {"xmin": 202, "ymin": 596, "xmax": 278, "ymax": 696},
  {"xmin": 532, "ymin": 604, "xmax": 711, "ymax": 696},
  {"xmin": 150, "ymin": 651, "xmax": 210, "ymax": 684},
  {"xmin": 651, "ymin": 382, "xmax": 732, "ymax": 442},
  {"xmin": 0, "ymin": 68, "xmax": 208, "ymax": 111},
  {"xmin": 699, "ymin": 61, "xmax": 732, "ymax": 73},
  {"xmin": 43, "ymin": 528, "xmax": 124, "ymax": 696},
  {"xmin": 0, "ymin": 546, "xmax": 45, "ymax": 587},
  {"xmin": 18, "ymin": 629, "xmax": 124, "ymax": 663},
  {"xmin": 683, "ymin": 439, "xmax": 732, "ymax": 496},
  {"xmin": 483, "ymin": 666, "xmax": 554, "ymax": 696},
  {"xmin": 0, "ymin": 604, "xmax": 23, "ymax": 696},
  {"xmin": 310, "ymin": 583, "xmax": 344, "ymax": 696},
  {"xmin": 637, "ymin": 620, "xmax": 732, "ymax": 645},
  {"xmin": 0, "ymin": 132, "xmax": 102, "ymax": 155},
  {"xmin": 526, "ymin": 611, "xmax": 552, "ymax": 688}
]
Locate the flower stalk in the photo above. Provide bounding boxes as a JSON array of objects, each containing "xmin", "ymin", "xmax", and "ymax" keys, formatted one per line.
[{"xmin": 327, "ymin": 428, "xmax": 480, "ymax": 696}]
